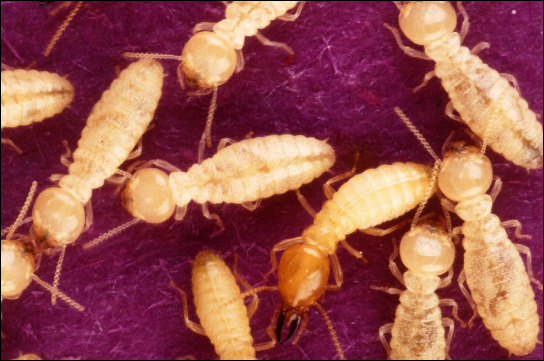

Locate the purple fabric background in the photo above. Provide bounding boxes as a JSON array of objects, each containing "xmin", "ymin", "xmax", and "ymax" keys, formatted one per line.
[{"xmin": 1, "ymin": 2, "xmax": 542, "ymax": 360}]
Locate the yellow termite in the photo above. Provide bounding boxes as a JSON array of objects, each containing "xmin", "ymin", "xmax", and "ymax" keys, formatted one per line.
[
  {"xmin": 397, "ymin": 108, "xmax": 543, "ymax": 357},
  {"xmin": 265, "ymin": 159, "xmax": 435, "ymax": 351},
  {"xmin": 385, "ymin": 1, "xmax": 543, "ymax": 170},
  {"xmin": 83, "ymin": 134, "xmax": 335, "ymax": 249},
  {"xmin": 372, "ymin": 221, "xmax": 464, "ymax": 360},
  {"xmin": 12, "ymin": 354, "xmax": 41, "ymax": 360},
  {"xmin": 169, "ymin": 251, "xmax": 278, "ymax": 360},
  {"xmin": 1, "ymin": 182, "xmax": 85, "ymax": 313},
  {"xmin": 1, "ymin": 68, "xmax": 74, "ymax": 153},
  {"xmin": 29, "ymin": 58, "xmax": 163, "ymax": 301},
  {"xmin": 123, "ymin": 1, "xmax": 305, "ymax": 162}
]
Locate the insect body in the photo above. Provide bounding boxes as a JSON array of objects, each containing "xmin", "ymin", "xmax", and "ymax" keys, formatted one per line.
[
  {"xmin": 387, "ymin": 1, "xmax": 543, "ymax": 169},
  {"xmin": 268, "ymin": 162, "xmax": 434, "ymax": 345},
  {"xmin": 373, "ymin": 222, "xmax": 460, "ymax": 360},
  {"xmin": 1, "ymin": 69, "xmax": 74, "ymax": 129},
  {"xmin": 170, "ymin": 251, "xmax": 277, "ymax": 360}
]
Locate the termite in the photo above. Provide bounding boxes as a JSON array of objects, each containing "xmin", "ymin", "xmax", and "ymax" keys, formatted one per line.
[
  {"xmin": 397, "ymin": 107, "xmax": 543, "ymax": 356},
  {"xmin": 123, "ymin": 1, "xmax": 305, "ymax": 163},
  {"xmin": 169, "ymin": 251, "xmax": 278, "ymax": 360},
  {"xmin": 30, "ymin": 58, "xmax": 163, "ymax": 302},
  {"xmin": 1, "ymin": 68, "xmax": 74, "ymax": 153},
  {"xmin": 1, "ymin": 182, "xmax": 85, "ymax": 313},
  {"xmin": 12, "ymin": 354, "xmax": 41, "ymax": 360},
  {"xmin": 265, "ymin": 159, "xmax": 435, "ymax": 349},
  {"xmin": 371, "ymin": 221, "xmax": 464, "ymax": 360},
  {"xmin": 83, "ymin": 134, "xmax": 335, "ymax": 249},
  {"xmin": 385, "ymin": 1, "xmax": 543, "ymax": 170}
]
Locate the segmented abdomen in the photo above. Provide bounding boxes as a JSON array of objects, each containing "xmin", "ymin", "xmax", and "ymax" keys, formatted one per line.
[
  {"xmin": 1, "ymin": 70, "xmax": 74, "ymax": 129},
  {"xmin": 192, "ymin": 252, "xmax": 255, "ymax": 360},
  {"xmin": 170, "ymin": 134, "xmax": 335, "ymax": 207},
  {"xmin": 390, "ymin": 292, "xmax": 445, "ymax": 360},
  {"xmin": 303, "ymin": 162, "xmax": 432, "ymax": 254},
  {"xmin": 432, "ymin": 34, "xmax": 543, "ymax": 169},
  {"xmin": 463, "ymin": 231, "xmax": 538, "ymax": 356},
  {"xmin": 214, "ymin": 1, "xmax": 299, "ymax": 49},
  {"xmin": 59, "ymin": 59, "xmax": 163, "ymax": 203}
]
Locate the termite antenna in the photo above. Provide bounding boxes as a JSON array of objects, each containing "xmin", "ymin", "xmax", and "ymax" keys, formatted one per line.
[
  {"xmin": 393, "ymin": 1, "xmax": 403, "ymax": 11},
  {"xmin": 411, "ymin": 160, "xmax": 440, "ymax": 228},
  {"xmin": 1, "ymin": 217, "xmax": 32, "ymax": 237},
  {"xmin": 5, "ymin": 181, "xmax": 37, "ymax": 240},
  {"xmin": 82, "ymin": 218, "xmax": 141, "ymax": 250},
  {"xmin": 32, "ymin": 275, "xmax": 85, "ymax": 311},
  {"xmin": 314, "ymin": 302, "xmax": 346, "ymax": 360},
  {"xmin": 51, "ymin": 244, "xmax": 66, "ymax": 305},
  {"xmin": 122, "ymin": 52, "xmax": 183, "ymax": 61},
  {"xmin": 198, "ymin": 85, "xmax": 219, "ymax": 164},
  {"xmin": 44, "ymin": 1, "xmax": 83, "ymax": 57}
]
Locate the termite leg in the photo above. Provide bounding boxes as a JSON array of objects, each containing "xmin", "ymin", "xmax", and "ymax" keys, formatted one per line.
[
  {"xmin": 1, "ymin": 138, "xmax": 23, "ymax": 154},
  {"xmin": 438, "ymin": 267, "xmax": 454, "ymax": 289},
  {"xmin": 440, "ymin": 197, "xmax": 457, "ymax": 213},
  {"xmin": 324, "ymin": 153, "xmax": 359, "ymax": 200},
  {"xmin": 201, "ymin": 203, "xmax": 224, "ymax": 230},
  {"xmin": 255, "ymin": 31, "xmax": 294, "ymax": 56},
  {"xmin": 339, "ymin": 239, "xmax": 367, "ymax": 262},
  {"xmin": 233, "ymin": 254, "xmax": 259, "ymax": 320},
  {"xmin": 106, "ymin": 169, "xmax": 133, "ymax": 185},
  {"xmin": 278, "ymin": 1, "xmax": 306, "ymax": 21},
  {"xmin": 514, "ymin": 244, "xmax": 544, "ymax": 290},
  {"xmin": 126, "ymin": 137, "xmax": 143, "ymax": 160},
  {"xmin": 463, "ymin": 128, "xmax": 484, "ymax": 149},
  {"xmin": 263, "ymin": 237, "xmax": 304, "ymax": 279},
  {"xmin": 295, "ymin": 189, "xmax": 317, "ymax": 217},
  {"xmin": 378, "ymin": 323, "xmax": 393, "ymax": 356},
  {"xmin": 1, "ymin": 63, "xmax": 16, "ymax": 71},
  {"xmin": 235, "ymin": 49, "xmax": 244, "ymax": 73},
  {"xmin": 83, "ymin": 200, "xmax": 93, "ymax": 232},
  {"xmin": 382, "ymin": 23, "xmax": 431, "ymax": 60},
  {"xmin": 489, "ymin": 176, "xmax": 502, "ymax": 203},
  {"xmin": 192, "ymin": 22, "xmax": 216, "ymax": 34},
  {"xmin": 60, "ymin": 140, "xmax": 72, "ymax": 167},
  {"xmin": 264, "ymin": 306, "xmax": 281, "ymax": 345},
  {"xmin": 499, "ymin": 73, "xmax": 521, "ymax": 93},
  {"xmin": 359, "ymin": 218, "xmax": 411, "ymax": 237},
  {"xmin": 442, "ymin": 317, "xmax": 455, "ymax": 359},
  {"xmin": 458, "ymin": 269, "xmax": 479, "ymax": 327},
  {"xmin": 388, "ymin": 239, "xmax": 404, "ymax": 285},
  {"xmin": 217, "ymin": 138, "xmax": 236, "ymax": 152},
  {"xmin": 439, "ymin": 298, "xmax": 467, "ymax": 328},
  {"xmin": 326, "ymin": 253, "xmax": 343, "ymax": 291},
  {"xmin": 413, "ymin": 70, "xmax": 436, "ymax": 93},
  {"xmin": 241, "ymin": 199, "xmax": 262, "ymax": 211},
  {"xmin": 457, "ymin": 1, "xmax": 470, "ymax": 43},
  {"xmin": 501, "ymin": 220, "xmax": 532, "ymax": 240},
  {"xmin": 169, "ymin": 280, "xmax": 207, "ymax": 335},
  {"xmin": 370, "ymin": 285, "xmax": 403, "ymax": 295},
  {"xmin": 441, "ymin": 131, "xmax": 457, "ymax": 157},
  {"xmin": 174, "ymin": 205, "xmax": 187, "ymax": 221},
  {"xmin": 451, "ymin": 226, "xmax": 463, "ymax": 245},
  {"xmin": 445, "ymin": 101, "xmax": 464, "ymax": 123},
  {"xmin": 470, "ymin": 41, "xmax": 490, "ymax": 55}
]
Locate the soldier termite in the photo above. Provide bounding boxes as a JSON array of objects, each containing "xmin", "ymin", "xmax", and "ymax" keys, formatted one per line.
[
  {"xmin": 83, "ymin": 134, "xmax": 335, "ymax": 250},
  {"xmin": 123, "ymin": 1, "xmax": 306, "ymax": 163},
  {"xmin": 169, "ymin": 251, "xmax": 278, "ymax": 360},
  {"xmin": 1, "ymin": 68, "xmax": 74, "ymax": 154},
  {"xmin": 29, "ymin": 59, "xmax": 163, "ymax": 303},
  {"xmin": 264, "ymin": 159, "xmax": 435, "ymax": 352},
  {"xmin": 396, "ymin": 107, "xmax": 542, "ymax": 357},
  {"xmin": 385, "ymin": 1, "xmax": 543, "ymax": 170},
  {"xmin": 1, "ymin": 182, "xmax": 85, "ymax": 314},
  {"xmin": 371, "ymin": 220, "xmax": 465, "ymax": 360}
]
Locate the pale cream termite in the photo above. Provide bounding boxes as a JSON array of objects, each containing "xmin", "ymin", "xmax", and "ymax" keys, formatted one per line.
[
  {"xmin": 29, "ymin": 58, "xmax": 163, "ymax": 299},
  {"xmin": 265, "ymin": 160, "xmax": 434, "ymax": 350},
  {"xmin": 83, "ymin": 134, "xmax": 335, "ymax": 249},
  {"xmin": 12, "ymin": 354, "xmax": 42, "ymax": 360},
  {"xmin": 372, "ymin": 222, "xmax": 464, "ymax": 360},
  {"xmin": 386, "ymin": 1, "xmax": 543, "ymax": 169},
  {"xmin": 123, "ymin": 1, "xmax": 305, "ymax": 162},
  {"xmin": 397, "ymin": 108, "xmax": 543, "ymax": 357},
  {"xmin": 1, "ymin": 182, "xmax": 85, "ymax": 313},
  {"xmin": 170, "ymin": 251, "xmax": 278, "ymax": 360},
  {"xmin": 1, "ymin": 69, "xmax": 74, "ymax": 153}
]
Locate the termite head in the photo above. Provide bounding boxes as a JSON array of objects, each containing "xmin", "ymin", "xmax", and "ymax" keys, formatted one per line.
[
  {"xmin": 398, "ymin": 1, "xmax": 457, "ymax": 46},
  {"xmin": 32, "ymin": 187, "xmax": 85, "ymax": 248},
  {"xmin": 1, "ymin": 239, "xmax": 35, "ymax": 299},
  {"xmin": 400, "ymin": 221, "xmax": 454, "ymax": 276},
  {"xmin": 180, "ymin": 31, "xmax": 237, "ymax": 89},
  {"xmin": 122, "ymin": 168, "xmax": 175, "ymax": 224},
  {"xmin": 277, "ymin": 243, "xmax": 330, "ymax": 343},
  {"xmin": 438, "ymin": 142, "xmax": 493, "ymax": 201}
]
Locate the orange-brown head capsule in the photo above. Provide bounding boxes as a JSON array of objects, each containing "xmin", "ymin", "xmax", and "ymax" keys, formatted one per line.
[
  {"xmin": 277, "ymin": 243, "xmax": 330, "ymax": 343},
  {"xmin": 180, "ymin": 31, "xmax": 237, "ymax": 89},
  {"xmin": 438, "ymin": 142, "xmax": 493, "ymax": 202},
  {"xmin": 399, "ymin": 1, "xmax": 457, "ymax": 46}
]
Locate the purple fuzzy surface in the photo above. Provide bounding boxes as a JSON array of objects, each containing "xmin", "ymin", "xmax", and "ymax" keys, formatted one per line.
[{"xmin": 1, "ymin": 1, "xmax": 542, "ymax": 360}]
